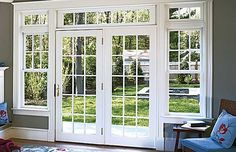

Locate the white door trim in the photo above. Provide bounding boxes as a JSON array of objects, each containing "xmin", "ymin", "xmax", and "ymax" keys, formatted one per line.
[
  {"xmin": 55, "ymin": 30, "xmax": 104, "ymax": 144},
  {"xmin": 103, "ymin": 26, "xmax": 157, "ymax": 148}
]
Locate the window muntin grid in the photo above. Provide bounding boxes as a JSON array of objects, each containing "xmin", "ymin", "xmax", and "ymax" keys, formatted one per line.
[
  {"xmin": 169, "ymin": 7, "xmax": 201, "ymax": 20},
  {"xmin": 168, "ymin": 29, "xmax": 201, "ymax": 114},
  {"xmin": 23, "ymin": 33, "xmax": 49, "ymax": 107},
  {"xmin": 24, "ymin": 13, "xmax": 48, "ymax": 26},
  {"xmin": 111, "ymin": 34, "xmax": 150, "ymax": 137},
  {"xmin": 60, "ymin": 6, "xmax": 154, "ymax": 27},
  {"xmin": 61, "ymin": 36, "xmax": 98, "ymax": 135}
]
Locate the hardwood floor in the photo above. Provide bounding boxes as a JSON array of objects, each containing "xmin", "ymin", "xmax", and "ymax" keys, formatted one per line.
[{"xmin": 12, "ymin": 138, "xmax": 160, "ymax": 152}]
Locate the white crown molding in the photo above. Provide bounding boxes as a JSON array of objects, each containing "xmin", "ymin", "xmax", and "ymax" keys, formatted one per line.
[{"xmin": 0, "ymin": 0, "xmax": 13, "ymax": 3}]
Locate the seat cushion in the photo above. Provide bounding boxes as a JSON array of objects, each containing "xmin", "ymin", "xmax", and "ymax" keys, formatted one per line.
[{"xmin": 182, "ymin": 138, "xmax": 236, "ymax": 152}]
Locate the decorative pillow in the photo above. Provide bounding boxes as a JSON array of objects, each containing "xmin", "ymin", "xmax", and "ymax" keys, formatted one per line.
[
  {"xmin": 211, "ymin": 109, "xmax": 236, "ymax": 148},
  {"xmin": 0, "ymin": 102, "xmax": 9, "ymax": 125}
]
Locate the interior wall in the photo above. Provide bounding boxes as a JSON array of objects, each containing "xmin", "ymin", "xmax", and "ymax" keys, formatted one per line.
[
  {"xmin": 212, "ymin": 0, "xmax": 236, "ymax": 118},
  {"xmin": 0, "ymin": 0, "xmax": 234, "ymax": 132},
  {"xmin": 0, "ymin": 2, "xmax": 13, "ymax": 121}
]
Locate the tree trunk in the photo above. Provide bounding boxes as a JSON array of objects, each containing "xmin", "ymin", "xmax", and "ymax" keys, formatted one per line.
[{"xmin": 75, "ymin": 37, "xmax": 84, "ymax": 94}]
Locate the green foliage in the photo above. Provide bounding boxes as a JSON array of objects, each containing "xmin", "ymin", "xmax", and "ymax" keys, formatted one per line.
[
  {"xmin": 64, "ymin": 13, "xmax": 73, "ymax": 25},
  {"xmin": 177, "ymin": 74, "xmax": 187, "ymax": 84},
  {"xmin": 184, "ymin": 75, "xmax": 192, "ymax": 84},
  {"xmin": 25, "ymin": 72, "xmax": 47, "ymax": 106},
  {"xmin": 130, "ymin": 60, "xmax": 143, "ymax": 76}
]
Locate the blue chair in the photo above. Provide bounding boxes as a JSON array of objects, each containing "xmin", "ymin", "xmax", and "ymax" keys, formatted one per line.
[{"xmin": 182, "ymin": 99, "xmax": 236, "ymax": 152}]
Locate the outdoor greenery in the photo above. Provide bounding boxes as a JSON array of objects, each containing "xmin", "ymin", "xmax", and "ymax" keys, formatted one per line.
[{"xmin": 63, "ymin": 9, "xmax": 150, "ymax": 26}]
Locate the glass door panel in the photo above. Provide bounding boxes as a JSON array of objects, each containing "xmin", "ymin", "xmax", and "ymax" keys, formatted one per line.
[
  {"xmin": 111, "ymin": 34, "xmax": 150, "ymax": 137},
  {"xmin": 56, "ymin": 30, "xmax": 103, "ymax": 144},
  {"xmin": 104, "ymin": 27, "xmax": 156, "ymax": 148}
]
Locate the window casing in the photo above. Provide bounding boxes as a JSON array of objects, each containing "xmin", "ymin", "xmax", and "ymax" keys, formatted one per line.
[
  {"xmin": 19, "ymin": 12, "xmax": 50, "ymax": 109},
  {"xmin": 165, "ymin": 3, "xmax": 207, "ymax": 117}
]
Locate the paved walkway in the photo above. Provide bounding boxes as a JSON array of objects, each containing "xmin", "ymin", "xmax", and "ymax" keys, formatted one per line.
[{"xmin": 63, "ymin": 122, "xmax": 149, "ymax": 137}]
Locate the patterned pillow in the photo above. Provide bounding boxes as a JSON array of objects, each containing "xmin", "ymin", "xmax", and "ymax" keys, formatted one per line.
[
  {"xmin": 0, "ymin": 102, "xmax": 9, "ymax": 125},
  {"xmin": 211, "ymin": 109, "xmax": 236, "ymax": 148}
]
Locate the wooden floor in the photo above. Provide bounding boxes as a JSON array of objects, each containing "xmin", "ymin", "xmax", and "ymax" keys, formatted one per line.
[{"xmin": 12, "ymin": 138, "xmax": 160, "ymax": 152}]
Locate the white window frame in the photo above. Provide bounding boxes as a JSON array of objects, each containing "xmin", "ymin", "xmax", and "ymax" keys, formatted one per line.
[
  {"xmin": 165, "ymin": 2, "xmax": 208, "ymax": 118},
  {"xmin": 13, "ymin": 10, "xmax": 52, "ymax": 116},
  {"xmin": 167, "ymin": 2, "xmax": 204, "ymax": 21},
  {"xmin": 167, "ymin": 28, "xmax": 203, "ymax": 117},
  {"xmin": 13, "ymin": 0, "xmax": 213, "ymax": 150}
]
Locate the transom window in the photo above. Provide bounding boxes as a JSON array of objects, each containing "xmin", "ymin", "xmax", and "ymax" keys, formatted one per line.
[
  {"xmin": 23, "ymin": 12, "xmax": 48, "ymax": 26},
  {"xmin": 169, "ymin": 7, "xmax": 201, "ymax": 20},
  {"xmin": 58, "ymin": 5, "xmax": 155, "ymax": 27}
]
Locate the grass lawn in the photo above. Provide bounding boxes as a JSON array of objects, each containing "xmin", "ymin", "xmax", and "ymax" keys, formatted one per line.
[
  {"xmin": 169, "ymin": 98, "xmax": 200, "ymax": 113},
  {"xmin": 62, "ymin": 85, "xmax": 200, "ymax": 127},
  {"xmin": 169, "ymin": 83, "xmax": 200, "ymax": 88}
]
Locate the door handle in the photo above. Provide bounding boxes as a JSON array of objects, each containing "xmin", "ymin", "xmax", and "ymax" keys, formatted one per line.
[{"xmin": 54, "ymin": 84, "xmax": 60, "ymax": 97}]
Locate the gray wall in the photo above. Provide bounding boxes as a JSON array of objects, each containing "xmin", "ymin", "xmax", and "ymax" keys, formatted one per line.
[
  {"xmin": 212, "ymin": 0, "xmax": 236, "ymax": 118},
  {"xmin": 0, "ymin": 2, "xmax": 13, "ymax": 120},
  {"xmin": 0, "ymin": 1, "xmax": 48, "ymax": 129},
  {"xmin": 0, "ymin": 0, "xmax": 235, "ymax": 131}
]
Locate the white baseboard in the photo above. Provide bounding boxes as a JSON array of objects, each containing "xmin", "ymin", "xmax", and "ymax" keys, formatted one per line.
[
  {"xmin": 0, "ymin": 127, "xmax": 48, "ymax": 141},
  {"xmin": 0, "ymin": 127, "xmax": 12, "ymax": 139}
]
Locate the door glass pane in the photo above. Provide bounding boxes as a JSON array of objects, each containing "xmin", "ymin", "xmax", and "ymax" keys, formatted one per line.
[
  {"xmin": 74, "ymin": 96, "xmax": 84, "ymax": 114},
  {"xmin": 74, "ymin": 37, "xmax": 85, "ymax": 55},
  {"xmin": 112, "ymin": 34, "xmax": 150, "ymax": 138},
  {"xmin": 112, "ymin": 36, "xmax": 123, "ymax": 55},
  {"xmin": 61, "ymin": 35, "xmax": 97, "ymax": 135},
  {"xmin": 74, "ymin": 57, "xmax": 84, "ymax": 75},
  {"xmin": 86, "ymin": 37, "xmax": 96, "ymax": 55}
]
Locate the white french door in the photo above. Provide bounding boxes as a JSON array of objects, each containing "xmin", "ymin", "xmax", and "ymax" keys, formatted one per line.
[
  {"xmin": 56, "ymin": 30, "xmax": 104, "ymax": 144},
  {"xmin": 104, "ymin": 27, "xmax": 157, "ymax": 148},
  {"xmin": 55, "ymin": 27, "xmax": 156, "ymax": 148}
]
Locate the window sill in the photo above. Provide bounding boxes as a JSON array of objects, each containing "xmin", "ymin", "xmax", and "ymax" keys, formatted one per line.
[
  {"xmin": 12, "ymin": 108, "xmax": 50, "ymax": 116},
  {"xmin": 160, "ymin": 114, "xmax": 213, "ymax": 124}
]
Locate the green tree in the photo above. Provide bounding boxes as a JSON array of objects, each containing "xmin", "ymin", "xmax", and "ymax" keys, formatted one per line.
[
  {"xmin": 25, "ymin": 72, "xmax": 47, "ymax": 106},
  {"xmin": 112, "ymin": 57, "xmax": 123, "ymax": 91},
  {"xmin": 129, "ymin": 60, "xmax": 144, "ymax": 84}
]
